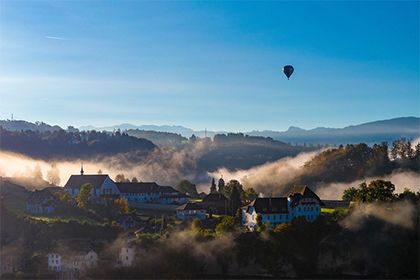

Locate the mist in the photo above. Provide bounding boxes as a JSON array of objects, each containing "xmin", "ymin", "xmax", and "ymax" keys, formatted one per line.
[
  {"xmin": 316, "ymin": 171, "xmax": 420, "ymax": 200},
  {"xmin": 0, "ymin": 140, "xmax": 210, "ymax": 187},
  {"xmin": 208, "ymin": 149, "xmax": 325, "ymax": 195},
  {"xmin": 340, "ymin": 200, "xmax": 416, "ymax": 230}
]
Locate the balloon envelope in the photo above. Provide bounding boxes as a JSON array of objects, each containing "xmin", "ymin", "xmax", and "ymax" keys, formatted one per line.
[{"xmin": 282, "ymin": 65, "xmax": 294, "ymax": 79}]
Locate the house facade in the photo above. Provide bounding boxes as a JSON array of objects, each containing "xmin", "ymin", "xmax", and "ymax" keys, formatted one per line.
[
  {"xmin": 116, "ymin": 182, "xmax": 187, "ymax": 205},
  {"xmin": 242, "ymin": 186, "xmax": 322, "ymax": 231},
  {"xmin": 118, "ymin": 247, "xmax": 135, "ymax": 267},
  {"xmin": 64, "ymin": 174, "xmax": 121, "ymax": 199},
  {"xmin": 47, "ymin": 250, "xmax": 98, "ymax": 273},
  {"xmin": 26, "ymin": 190, "xmax": 58, "ymax": 214},
  {"xmin": 176, "ymin": 203, "xmax": 207, "ymax": 221},
  {"xmin": 47, "ymin": 253, "xmax": 62, "ymax": 272}
]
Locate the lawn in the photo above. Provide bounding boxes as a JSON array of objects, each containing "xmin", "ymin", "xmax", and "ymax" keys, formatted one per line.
[
  {"xmin": 321, "ymin": 207, "xmax": 349, "ymax": 215},
  {"xmin": 27, "ymin": 213, "xmax": 104, "ymax": 225}
]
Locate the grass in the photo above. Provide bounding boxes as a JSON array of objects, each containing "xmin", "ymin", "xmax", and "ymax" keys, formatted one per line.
[
  {"xmin": 321, "ymin": 207, "xmax": 349, "ymax": 215},
  {"xmin": 26, "ymin": 213, "xmax": 103, "ymax": 225}
]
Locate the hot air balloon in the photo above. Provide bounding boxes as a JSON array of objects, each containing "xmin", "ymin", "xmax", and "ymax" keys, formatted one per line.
[{"xmin": 282, "ymin": 65, "xmax": 294, "ymax": 79}]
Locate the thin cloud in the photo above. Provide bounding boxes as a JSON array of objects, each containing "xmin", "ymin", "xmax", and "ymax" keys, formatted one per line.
[{"xmin": 45, "ymin": 35, "xmax": 66, "ymax": 40}]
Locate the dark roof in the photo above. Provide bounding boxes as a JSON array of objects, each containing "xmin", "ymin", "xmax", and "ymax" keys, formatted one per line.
[
  {"xmin": 27, "ymin": 189, "xmax": 58, "ymax": 205},
  {"xmin": 116, "ymin": 182, "xmax": 179, "ymax": 194},
  {"xmin": 160, "ymin": 193, "xmax": 187, "ymax": 199},
  {"xmin": 64, "ymin": 175, "xmax": 109, "ymax": 190},
  {"xmin": 285, "ymin": 186, "xmax": 322, "ymax": 206},
  {"xmin": 42, "ymin": 186, "xmax": 63, "ymax": 193},
  {"xmin": 177, "ymin": 203, "xmax": 207, "ymax": 211},
  {"xmin": 160, "ymin": 185, "xmax": 179, "ymax": 193},
  {"xmin": 202, "ymin": 192, "xmax": 227, "ymax": 203},
  {"xmin": 246, "ymin": 197, "xmax": 288, "ymax": 214}
]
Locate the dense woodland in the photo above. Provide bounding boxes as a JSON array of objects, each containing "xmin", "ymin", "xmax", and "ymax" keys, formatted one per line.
[
  {"xmin": 0, "ymin": 128, "xmax": 156, "ymax": 159},
  {"xmin": 287, "ymin": 140, "xmax": 420, "ymax": 192}
]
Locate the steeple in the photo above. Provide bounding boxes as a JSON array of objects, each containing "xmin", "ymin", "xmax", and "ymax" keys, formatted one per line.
[{"xmin": 80, "ymin": 163, "xmax": 84, "ymax": 175}]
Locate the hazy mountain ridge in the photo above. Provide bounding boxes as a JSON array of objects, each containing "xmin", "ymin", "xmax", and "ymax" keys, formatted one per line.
[{"xmin": 2, "ymin": 117, "xmax": 419, "ymax": 146}]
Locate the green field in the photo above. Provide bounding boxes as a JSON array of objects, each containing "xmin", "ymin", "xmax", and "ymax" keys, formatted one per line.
[
  {"xmin": 321, "ymin": 207, "xmax": 349, "ymax": 215},
  {"xmin": 27, "ymin": 213, "xmax": 104, "ymax": 225}
]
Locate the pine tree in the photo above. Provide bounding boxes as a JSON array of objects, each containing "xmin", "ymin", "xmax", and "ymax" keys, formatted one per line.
[
  {"xmin": 210, "ymin": 178, "xmax": 217, "ymax": 193},
  {"xmin": 218, "ymin": 177, "xmax": 225, "ymax": 194}
]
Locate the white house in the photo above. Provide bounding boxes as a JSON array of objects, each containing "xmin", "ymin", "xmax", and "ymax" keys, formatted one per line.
[
  {"xmin": 47, "ymin": 253, "xmax": 62, "ymax": 272},
  {"xmin": 47, "ymin": 250, "xmax": 98, "ymax": 273},
  {"xmin": 118, "ymin": 247, "xmax": 135, "ymax": 267},
  {"xmin": 176, "ymin": 203, "xmax": 207, "ymax": 221},
  {"xmin": 64, "ymin": 172, "xmax": 121, "ymax": 199},
  {"xmin": 242, "ymin": 186, "xmax": 322, "ymax": 231}
]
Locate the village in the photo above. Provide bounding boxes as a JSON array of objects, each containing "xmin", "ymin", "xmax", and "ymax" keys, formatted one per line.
[{"xmin": 1, "ymin": 164, "xmax": 337, "ymax": 279}]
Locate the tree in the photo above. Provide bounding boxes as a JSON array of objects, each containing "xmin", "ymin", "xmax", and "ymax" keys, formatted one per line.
[
  {"xmin": 131, "ymin": 177, "xmax": 139, "ymax": 183},
  {"xmin": 368, "ymin": 180, "xmax": 395, "ymax": 202},
  {"xmin": 77, "ymin": 183, "xmax": 93, "ymax": 209},
  {"xmin": 46, "ymin": 163, "xmax": 60, "ymax": 185},
  {"xmin": 343, "ymin": 180, "xmax": 396, "ymax": 203},
  {"xmin": 215, "ymin": 216, "xmax": 235, "ymax": 235},
  {"xmin": 256, "ymin": 214, "xmax": 266, "ymax": 232},
  {"xmin": 397, "ymin": 188, "xmax": 419, "ymax": 203},
  {"xmin": 342, "ymin": 187, "xmax": 358, "ymax": 202},
  {"xmin": 242, "ymin": 188, "xmax": 258, "ymax": 204},
  {"xmin": 210, "ymin": 178, "xmax": 217, "ymax": 193},
  {"xmin": 114, "ymin": 198, "xmax": 129, "ymax": 214},
  {"xmin": 223, "ymin": 179, "xmax": 243, "ymax": 198},
  {"xmin": 115, "ymin": 174, "xmax": 129, "ymax": 182},
  {"xmin": 56, "ymin": 191, "xmax": 71, "ymax": 203},
  {"xmin": 177, "ymin": 179, "xmax": 199, "ymax": 197},
  {"xmin": 97, "ymin": 169, "xmax": 103, "ymax": 174},
  {"xmin": 191, "ymin": 219, "xmax": 203, "ymax": 233},
  {"xmin": 218, "ymin": 177, "xmax": 225, "ymax": 194},
  {"xmin": 229, "ymin": 186, "xmax": 242, "ymax": 216}
]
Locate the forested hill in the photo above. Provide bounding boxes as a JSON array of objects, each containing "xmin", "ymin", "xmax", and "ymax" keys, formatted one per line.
[
  {"xmin": 0, "ymin": 128, "xmax": 156, "ymax": 159},
  {"xmin": 0, "ymin": 120, "xmax": 62, "ymax": 132},
  {"xmin": 125, "ymin": 129, "xmax": 188, "ymax": 147},
  {"xmin": 287, "ymin": 141, "xmax": 420, "ymax": 191},
  {"xmin": 196, "ymin": 133, "xmax": 313, "ymax": 170}
]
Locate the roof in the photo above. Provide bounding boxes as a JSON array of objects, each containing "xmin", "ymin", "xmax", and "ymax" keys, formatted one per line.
[
  {"xmin": 64, "ymin": 175, "xmax": 109, "ymax": 190},
  {"xmin": 177, "ymin": 202, "xmax": 207, "ymax": 211},
  {"xmin": 116, "ymin": 182, "xmax": 179, "ymax": 194},
  {"xmin": 160, "ymin": 193, "xmax": 187, "ymax": 199},
  {"xmin": 27, "ymin": 189, "xmax": 58, "ymax": 205},
  {"xmin": 202, "ymin": 192, "xmax": 227, "ymax": 202},
  {"xmin": 285, "ymin": 186, "xmax": 322, "ymax": 206},
  {"xmin": 246, "ymin": 197, "xmax": 288, "ymax": 214}
]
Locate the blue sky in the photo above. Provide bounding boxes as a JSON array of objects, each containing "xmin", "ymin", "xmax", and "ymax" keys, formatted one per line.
[{"xmin": 0, "ymin": 1, "xmax": 418, "ymax": 131}]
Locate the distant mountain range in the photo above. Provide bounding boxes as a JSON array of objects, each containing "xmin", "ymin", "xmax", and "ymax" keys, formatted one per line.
[
  {"xmin": 247, "ymin": 117, "xmax": 420, "ymax": 145},
  {"xmin": 1, "ymin": 117, "xmax": 419, "ymax": 145},
  {"xmin": 79, "ymin": 117, "xmax": 420, "ymax": 145}
]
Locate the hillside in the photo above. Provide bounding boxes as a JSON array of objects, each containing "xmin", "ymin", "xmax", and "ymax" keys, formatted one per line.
[
  {"xmin": 125, "ymin": 129, "xmax": 188, "ymax": 147},
  {"xmin": 0, "ymin": 120, "xmax": 62, "ymax": 132},
  {"xmin": 0, "ymin": 127, "xmax": 156, "ymax": 160},
  {"xmin": 285, "ymin": 142, "xmax": 420, "ymax": 192},
  {"xmin": 198, "ymin": 133, "xmax": 312, "ymax": 171}
]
